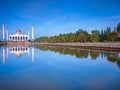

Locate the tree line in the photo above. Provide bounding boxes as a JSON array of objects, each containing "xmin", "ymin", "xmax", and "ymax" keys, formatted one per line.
[{"xmin": 35, "ymin": 22, "xmax": 120, "ymax": 43}]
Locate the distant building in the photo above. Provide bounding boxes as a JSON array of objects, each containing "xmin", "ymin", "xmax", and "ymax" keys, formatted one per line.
[
  {"xmin": 1, "ymin": 24, "xmax": 34, "ymax": 41},
  {"xmin": 9, "ymin": 29, "xmax": 29, "ymax": 41}
]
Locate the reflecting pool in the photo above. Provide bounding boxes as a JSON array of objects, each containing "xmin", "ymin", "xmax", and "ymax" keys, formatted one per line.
[{"xmin": 0, "ymin": 46, "xmax": 120, "ymax": 90}]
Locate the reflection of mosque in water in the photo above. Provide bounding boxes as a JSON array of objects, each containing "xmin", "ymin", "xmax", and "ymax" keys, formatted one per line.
[
  {"xmin": 9, "ymin": 47, "xmax": 29, "ymax": 58},
  {"xmin": 2, "ymin": 46, "xmax": 34, "ymax": 64}
]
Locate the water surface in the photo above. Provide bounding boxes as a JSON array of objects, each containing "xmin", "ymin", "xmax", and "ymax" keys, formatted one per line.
[{"xmin": 0, "ymin": 46, "xmax": 120, "ymax": 90}]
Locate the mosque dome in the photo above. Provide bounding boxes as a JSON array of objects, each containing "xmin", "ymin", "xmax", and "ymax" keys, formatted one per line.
[{"xmin": 16, "ymin": 29, "xmax": 21, "ymax": 34}]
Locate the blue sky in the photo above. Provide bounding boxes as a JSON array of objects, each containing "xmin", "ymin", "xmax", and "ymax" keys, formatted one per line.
[{"xmin": 0, "ymin": 0, "xmax": 120, "ymax": 39}]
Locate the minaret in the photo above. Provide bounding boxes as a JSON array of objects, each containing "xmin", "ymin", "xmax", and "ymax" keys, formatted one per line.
[
  {"xmin": 28, "ymin": 29, "xmax": 30, "ymax": 40},
  {"xmin": 2, "ymin": 24, "xmax": 5, "ymax": 41},
  {"xmin": 6, "ymin": 28, "xmax": 8, "ymax": 41},
  {"xmin": 32, "ymin": 24, "xmax": 34, "ymax": 41}
]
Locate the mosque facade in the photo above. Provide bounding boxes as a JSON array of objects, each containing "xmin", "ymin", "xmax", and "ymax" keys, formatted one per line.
[
  {"xmin": 9, "ymin": 30, "xmax": 29, "ymax": 41},
  {"xmin": 1, "ymin": 24, "xmax": 34, "ymax": 41}
]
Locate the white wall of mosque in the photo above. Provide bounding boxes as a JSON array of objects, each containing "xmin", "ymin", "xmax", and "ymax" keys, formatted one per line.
[{"xmin": 9, "ymin": 35, "xmax": 29, "ymax": 41}]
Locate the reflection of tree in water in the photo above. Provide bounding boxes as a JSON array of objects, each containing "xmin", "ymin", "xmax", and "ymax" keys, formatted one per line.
[
  {"xmin": 101, "ymin": 52, "xmax": 107, "ymax": 58},
  {"xmin": 37, "ymin": 46, "xmax": 89, "ymax": 58},
  {"xmin": 37, "ymin": 46, "xmax": 76, "ymax": 56},
  {"xmin": 117, "ymin": 60, "xmax": 120, "ymax": 68},
  {"xmin": 38, "ymin": 46, "xmax": 50, "ymax": 51},
  {"xmin": 75, "ymin": 50, "xmax": 88, "ymax": 58},
  {"xmin": 36, "ymin": 46, "xmax": 120, "ymax": 69},
  {"xmin": 90, "ymin": 51, "xmax": 99, "ymax": 60},
  {"xmin": 107, "ymin": 53, "xmax": 120, "ymax": 68},
  {"xmin": 0, "ymin": 45, "xmax": 2, "ymax": 48},
  {"xmin": 107, "ymin": 53, "xmax": 118, "ymax": 62}
]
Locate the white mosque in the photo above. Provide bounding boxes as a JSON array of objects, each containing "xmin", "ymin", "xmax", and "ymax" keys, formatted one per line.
[
  {"xmin": 2, "ymin": 24, "xmax": 34, "ymax": 64},
  {"xmin": 1, "ymin": 24, "xmax": 34, "ymax": 41},
  {"xmin": 1, "ymin": 24, "xmax": 35, "ymax": 65},
  {"xmin": 9, "ymin": 29, "xmax": 29, "ymax": 41}
]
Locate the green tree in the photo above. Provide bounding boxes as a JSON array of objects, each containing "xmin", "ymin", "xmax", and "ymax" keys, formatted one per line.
[
  {"xmin": 83, "ymin": 31, "xmax": 88, "ymax": 42},
  {"xmin": 68, "ymin": 33, "xmax": 76, "ymax": 42},
  {"xmin": 75, "ymin": 29, "xmax": 88, "ymax": 42},
  {"xmin": 99, "ymin": 29, "xmax": 104, "ymax": 42},
  {"xmin": 117, "ymin": 22, "xmax": 120, "ymax": 32},
  {"xmin": 92, "ymin": 30, "xmax": 100, "ymax": 35},
  {"xmin": 90, "ymin": 30, "xmax": 99, "ymax": 42},
  {"xmin": 75, "ymin": 30, "xmax": 80, "ymax": 42},
  {"xmin": 108, "ymin": 32, "xmax": 118, "ymax": 42},
  {"xmin": 116, "ymin": 23, "xmax": 120, "ymax": 41}
]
